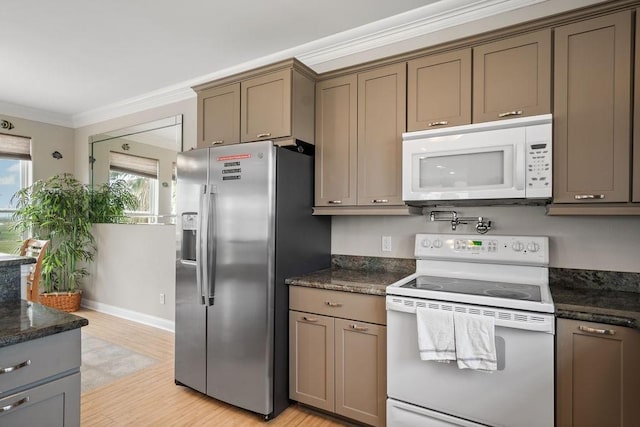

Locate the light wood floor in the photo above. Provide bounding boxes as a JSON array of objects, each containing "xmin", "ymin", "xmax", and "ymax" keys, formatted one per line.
[{"xmin": 78, "ymin": 309, "xmax": 346, "ymax": 426}]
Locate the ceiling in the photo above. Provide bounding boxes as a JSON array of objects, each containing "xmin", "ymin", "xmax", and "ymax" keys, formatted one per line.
[{"xmin": 0, "ymin": 0, "xmax": 604, "ymax": 127}]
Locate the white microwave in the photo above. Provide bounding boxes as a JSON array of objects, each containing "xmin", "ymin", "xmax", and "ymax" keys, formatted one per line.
[{"xmin": 402, "ymin": 114, "xmax": 552, "ymax": 206}]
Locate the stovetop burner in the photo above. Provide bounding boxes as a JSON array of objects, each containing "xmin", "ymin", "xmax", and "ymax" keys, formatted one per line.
[{"xmin": 400, "ymin": 275, "xmax": 542, "ymax": 302}]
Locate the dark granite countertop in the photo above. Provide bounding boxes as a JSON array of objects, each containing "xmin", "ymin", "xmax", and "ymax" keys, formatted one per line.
[
  {"xmin": 0, "ymin": 254, "xmax": 36, "ymax": 267},
  {"xmin": 286, "ymin": 267, "xmax": 409, "ymax": 296},
  {"xmin": 550, "ymin": 268, "xmax": 640, "ymax": 329},
  {"xmin": 0, "ymin": 300, "xmax": 88, "ymax": 348}
]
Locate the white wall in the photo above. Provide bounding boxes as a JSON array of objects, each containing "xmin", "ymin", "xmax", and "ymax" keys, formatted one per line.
[
  {"xmin": 0, "ymin": 114, "xmax": 75, "ymax": 181},
  {"xmin": 74, "ymin": 98, "xmax": 196, "ymax": 328},
  {"xmin": 332, "ymin": 206, "xmax": 640, "ymax": 273}
]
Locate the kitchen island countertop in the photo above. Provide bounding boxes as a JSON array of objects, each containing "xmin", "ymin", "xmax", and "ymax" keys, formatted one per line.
[{"xmin": 0, "ymin": 299, "xmax": 88, "ymax": 348}]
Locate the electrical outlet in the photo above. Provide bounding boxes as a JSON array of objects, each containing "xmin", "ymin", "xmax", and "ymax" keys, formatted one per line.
[
  {"xmin": 160, "ymin": 293, "xmax": 165, "ymax": 305},
  {"xmin": 382, "ymin": 236, "xmax": 392, "ymax": 252}
]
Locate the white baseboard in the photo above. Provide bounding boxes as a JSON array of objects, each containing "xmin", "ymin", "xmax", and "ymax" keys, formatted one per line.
[{"xmin": 81, "ymin": 299, "xmax": 175, "ymax": 333}]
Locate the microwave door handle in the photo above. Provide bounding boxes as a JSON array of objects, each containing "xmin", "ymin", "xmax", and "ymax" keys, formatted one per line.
[{"xmin": 515, "ymin": 144, "xmax": 525, "ymax": 191}]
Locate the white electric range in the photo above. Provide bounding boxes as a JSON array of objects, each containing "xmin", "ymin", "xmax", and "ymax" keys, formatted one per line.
[{"xmin": 386, "ymin": 233, "xmax": 555, "ymax": 427}]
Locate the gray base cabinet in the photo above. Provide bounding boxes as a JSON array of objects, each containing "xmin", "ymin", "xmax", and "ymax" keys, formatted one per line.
[
  {"xmin": 0, "ymin": 329, "xmax": 81, "ymax": 427},
  {"xmin": 556, "ymin": 318, "xmax": 640, "ymax": 427}
]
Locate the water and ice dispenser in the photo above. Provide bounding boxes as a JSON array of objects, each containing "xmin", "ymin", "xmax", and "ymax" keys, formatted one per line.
[{"xmin": 181, "ymin": 213, "xmax": 197, "ymax": 262}]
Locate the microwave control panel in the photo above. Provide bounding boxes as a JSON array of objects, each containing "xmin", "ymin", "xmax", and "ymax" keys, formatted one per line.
[{"xmin": 525, "ymin": 138, "xmax": 552, "ymax": 197}]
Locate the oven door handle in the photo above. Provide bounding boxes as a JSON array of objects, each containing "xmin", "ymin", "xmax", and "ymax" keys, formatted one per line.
[{"xmin": 386, "ymin": 298, "xmax": 555, "ymax": 333}]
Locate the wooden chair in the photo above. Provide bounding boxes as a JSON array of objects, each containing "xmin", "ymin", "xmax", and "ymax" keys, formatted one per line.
[{"xmin": 19, "ymin": 239, "xmax": 50, "ymax": 302}]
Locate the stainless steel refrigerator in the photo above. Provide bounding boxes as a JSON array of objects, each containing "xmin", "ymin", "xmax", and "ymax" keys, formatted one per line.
[{"xmin": 174, "ymin": 140, "xmax": 330, "ymax": 420}]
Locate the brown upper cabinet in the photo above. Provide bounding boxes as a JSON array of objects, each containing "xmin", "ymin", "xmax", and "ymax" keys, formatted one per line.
[
  {"xmin": 407, "ymin": 49, "xmax": 471, "ymax": 131},
  {"xmin": 473, "ymin": 29, "xmax": 551, "ymax": 123},
  {"xmin": 633, "ymin": 9, "xmax": 640, "ymax": 203},
  {"xmin": 193, "ymin": 59, "xmax": 316, "ymax": 148},
  {"xmin": 357, "ymin": 63, "xmax": 406, "ymax": 206},
  {"xmin": 314, "ymin": 63, "xmax": 406, "ymax": 210},
  {"xmin": 315, "ymin": 75, "xmax": 358, "ymax": 207},
  {"xmin": 553, "ymin": 11, "xmax": 632, "ymax": 204},
  {"xmin": 197, "ymin": 83, "xmax": 240, "ymax": 148},
  {"xmin": 556, "ymin": 318, "xmax": 640, "ymax": 427}
]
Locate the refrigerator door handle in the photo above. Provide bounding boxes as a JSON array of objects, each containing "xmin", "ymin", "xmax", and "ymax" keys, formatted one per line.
[
  {"xmin": 206, "ymin": 185, "xmax": 218, "ymax": 305},
  {"xmin": 196, "ymin": 184, "xmax": 209, "ymax": 305}
]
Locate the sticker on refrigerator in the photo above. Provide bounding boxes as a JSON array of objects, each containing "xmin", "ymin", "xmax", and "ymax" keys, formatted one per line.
[{"xmin": 217, "ymin": 154, "xmax": 251, "ymax": 162}]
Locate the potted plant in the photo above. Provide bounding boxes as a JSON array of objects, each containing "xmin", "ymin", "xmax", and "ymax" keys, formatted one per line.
[{"xmin": 11, "ymin": 173, "xmax": 138, "ymax": 311}]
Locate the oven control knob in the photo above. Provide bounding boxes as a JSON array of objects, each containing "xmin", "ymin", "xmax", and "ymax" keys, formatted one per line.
[
  {"xmin": 512, "ymin": 241, "xmax": 524, "ymax": 252},
  {"xmin": 527, "ymin": 242, "xmax": 540, "ymax": 253},
  {"xmin": 421, "ymin": 239, "xmax": 431, "ymax": 248},
  {"xmin": 433, "ymin": 239, "xmax": 442, "ymax": 248}
]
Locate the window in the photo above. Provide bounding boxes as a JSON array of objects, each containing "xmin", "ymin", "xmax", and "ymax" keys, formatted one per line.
[
  {"xmin": 0, "ymin": 133, "xmax": 31, "ymax": 253},
  {"xmin": 109, "ymin": 152, "xmax": 159, "ymax": 219}
]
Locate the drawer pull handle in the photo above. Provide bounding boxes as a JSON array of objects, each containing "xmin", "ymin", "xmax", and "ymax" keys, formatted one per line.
[
  {"xmin": 350, "ymin": 324, "xmax": 369, "ymax": 332},
  {"xmin": 210, "ymin": 140, "xmax": 224, "ymax": 145},
  {"xmin": 0, "ymin": 396, "xmax": 29, "ymax": 413},
  {"xmin": 498, "ymin": 110, "xmax": 523, "ymax": 118},
  {"xmin": 302, "ymin": 316, "xmax": 318, "ymax": 322},
  {"xmin": 578, "ymin": 325, "xmax": 616, "ymax": 335},
  {"xmin": 328, "ymin": 200, "xmax": 342, "ymax": 205},
  {"xmin": 326, "ymin": 301, "xmax": 342, "ymax": 307},
  {"xmin": 427, "ymin": 121, "xmax": 449, "ymax": 127},
  {"xmin": 371, "ymin": 199, "xmax": 388, "ymax": 204},
  {"xmin": 574, "ymin": 194, "xmax": 605, "ymax": 200},
  {"xmin": 0, "ymin": 359, "xmax": 31, "ymax": 375},
  {"xmin": 256, "ymin": 133, "xmax": 271, "ymax": 138}
]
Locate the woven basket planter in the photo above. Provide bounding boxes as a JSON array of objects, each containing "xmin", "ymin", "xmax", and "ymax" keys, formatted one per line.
[{"xmin": 39, "ymin": 291, "xmax": 82, "ymax": 312}]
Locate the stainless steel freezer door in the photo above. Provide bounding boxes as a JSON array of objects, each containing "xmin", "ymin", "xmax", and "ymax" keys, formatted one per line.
[
  {"xmin": 175, "ymin": 148, "xmax": 209, "ymax": 394},
  {"xmin": 206, "ymin": 141, "xmax": 276, "ymax": 415}
]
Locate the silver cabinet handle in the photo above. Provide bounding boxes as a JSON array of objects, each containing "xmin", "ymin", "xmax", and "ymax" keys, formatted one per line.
[
  {"xmin": 498, "ymin": 110, "xmax": 523, "ymax": 118},
  {"xmin": 428, "ymin": 121, "xmax": 449, "ymax": 127},
  {"xmin": 328, "ymin": 200, "xmax": 342, "ymax": 205},
  {"xmin": 256, "ymin": 133, "xmax": 271, "ymax": 138},
  {"xmin": 350, "ymin": 324, "xmax": 369, "ymax": 332},
  {"xmin": 325, "ymin": 301, "xmax": 343, "ymax": 307},
  {"xmin": 574, "ymin": 194, "xmax": 605, "ymax": 200},
  {"xmin": 0, "ymin": 359, "xmax": 31, "ymax": 375},
  {"xmin": 302, "ymin": 316, "xmax": 318, "ymax": 322},
  {"xmin": 0, "ymin": 396, "xmax": 29, "ymax": 413},
  {"xmin": 210, "ymin": 140, "xmax": 224, "ymax": 145},
  {"xmin": 372, "ymin": 199, "xmax": 389, "ymax": 203},
  {"xmin": 578, "ymin": 325, "xmax": 616, "ymax": 335}
]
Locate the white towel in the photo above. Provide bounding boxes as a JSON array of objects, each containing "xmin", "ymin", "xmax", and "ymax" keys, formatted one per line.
[
  {"xmin": 453, "ymin": 311, "xmax": 497, "ymax": 371},
  {"xmin": 416, "ymin": 307, "xmax": 456, "ymax": 362}
]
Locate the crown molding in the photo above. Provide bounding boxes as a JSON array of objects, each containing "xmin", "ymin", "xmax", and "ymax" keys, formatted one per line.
[
  {"xmin": 0, "ymin": 100, "xmax": 74, "ymax": 128},
  {"xmin": 297, "ymin": 0, "xmax": 547, "ymax": 68},
  {"xmin": 72, "ymin": 85, "xmax": 196, "ymax": 129}
]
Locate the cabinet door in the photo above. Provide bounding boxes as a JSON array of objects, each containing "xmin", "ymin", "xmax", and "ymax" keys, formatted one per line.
[
  {"xmin": 473, "ymin": 29, "xmax": 551, "ymax": 123},
  {"xmin": 0, "ymin": 373, "xmax": 80, "ymax": 427},
  {"xmin": 241, "ymin": 69, "xmax": 291, "ymax": 142},
  {"xmin": 289, "ymin": 310, "xmax": 335, "ymax": 412},
  {"xmin": 197, "ymin": 83, "xmax": 240, "ymax": 148},
  {"xmin": 315, "ymin": 75, "xmax": 358, "ymax": 207},
  {"xmin": 556, "ymin": 319, "xmax": 640, "ymax": 427},
  {"xmin": 357, "ymin": 63, "xmax": 406, "ymax": 206},
  {"xmin": 335, "ymin": 319, "xmax": 386, "ymax": 427},
  {"xmin": 554, "ymin": 12, "xmax": 632, "ymax": 204},
  {"xmin": 407, "ymin": 49, "xmax": 471, "ymax": 131},
  {"xmin": 633, "ymin": 10, "xmax": 640, "ymax": 203}
]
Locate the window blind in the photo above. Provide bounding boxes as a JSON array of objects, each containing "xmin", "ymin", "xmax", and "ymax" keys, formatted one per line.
[
  {"xmin": 0, "ymin": 133, "xmax": 31, "ymax": 160},
  {"xmin": 109, "ymin": 152, "xmax": 158, "ymax": 179}
]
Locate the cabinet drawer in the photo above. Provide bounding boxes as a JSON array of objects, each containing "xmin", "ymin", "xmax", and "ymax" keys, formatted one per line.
[
  {"xmin": 290, "ymin": 286, "xmax": 386, "ymax": 325},
  {"xmin": 0, "ymin": 329, "xmax": 81, "ymax": 396}
]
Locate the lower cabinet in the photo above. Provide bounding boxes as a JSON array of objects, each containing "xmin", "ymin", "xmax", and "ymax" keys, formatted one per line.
[
  {"xmin": 289, "ymin": 287, "xmax": 387, "ymax": 427},
  {"xmin": 556, "ymin": 318, "xmax": 640, "ymax": 427}
]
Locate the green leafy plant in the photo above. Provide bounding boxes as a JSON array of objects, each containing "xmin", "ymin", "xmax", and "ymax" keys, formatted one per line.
[
  {"xmin": 89, "ymin": 179, "xmax": 139, "ymax": 224},
  {"xmin": 12, "ymin": 174, "xmax": 138, "ymax": 294}
]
